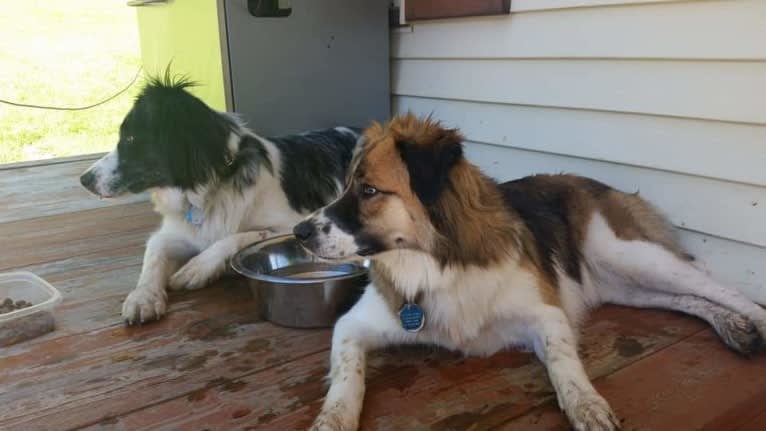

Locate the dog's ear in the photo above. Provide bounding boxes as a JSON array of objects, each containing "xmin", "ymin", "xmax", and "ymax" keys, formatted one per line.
[
  {"xmin": 396, "ymin": 129, "xmax": 463, "ymax": 206},
  {"xmin": 159, "ymin": 96, "xmax": 233, "ymax": 188}
]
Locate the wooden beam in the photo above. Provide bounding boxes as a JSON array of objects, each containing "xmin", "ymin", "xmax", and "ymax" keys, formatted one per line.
[{"xmin": 405, "ymin": 0, "xmax": 511, "ymax": 21}]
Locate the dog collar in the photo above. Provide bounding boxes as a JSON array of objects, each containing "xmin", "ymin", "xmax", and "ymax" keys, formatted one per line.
[
  {"xmin": 185, "ymin": 205, "xmax": 204, "ymax": 225},
  {"xmin": 399, "ymin": 293, "xmax": 425, "ymax": 333}
]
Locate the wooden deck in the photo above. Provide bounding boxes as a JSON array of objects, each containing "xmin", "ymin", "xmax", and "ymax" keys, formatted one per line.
[{"xmin": 1, "ymin": 157, "xmax": 765, "ymax": 431}]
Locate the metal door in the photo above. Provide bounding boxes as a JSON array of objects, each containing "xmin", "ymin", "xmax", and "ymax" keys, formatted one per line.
[{"xmin": 223, "ymin": 0, "xmax": 390, "ymax": 135}]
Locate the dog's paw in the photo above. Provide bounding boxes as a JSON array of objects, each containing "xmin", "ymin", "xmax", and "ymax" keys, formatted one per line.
[
  {"xmin": 169, "ymin": 253, "xmax": 224, "ymax": 291},
  {"xmin": 712, "ymin": 311, "xmax": 762, "ymax": 356},
  {"xmin": 122, "ymin": 287, "xmax": 167, "ymax": 325},
  {"xmin": 310, "ymin": 408, "xmax": 357, "ymax": 431},
  {"xmin": 566, "ymin": 394, "xmax": 620, "ymax": 431},
  {"xmin": 309, "ymin": 422, "xmax": 340, "ymax": 431}
]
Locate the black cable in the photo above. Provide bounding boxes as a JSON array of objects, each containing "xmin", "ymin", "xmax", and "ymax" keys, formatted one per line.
[{"xmin": 0, "ymin": 66, "xmax": 143, "ymax": 111}]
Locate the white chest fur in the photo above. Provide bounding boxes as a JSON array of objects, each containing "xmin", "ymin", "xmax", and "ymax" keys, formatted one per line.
[
  {"xmin": 377, "ymin": 250, "xmax": 546, "ymax": 355},
  {"xmin": 149, "ymin": 169, "xmax": 300, "ymax": 251}
]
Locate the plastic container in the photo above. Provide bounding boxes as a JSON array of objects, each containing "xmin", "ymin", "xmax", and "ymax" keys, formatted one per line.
[{"xmin": 0, "ymin": 272, "xmax": 62, "ymax": 347}]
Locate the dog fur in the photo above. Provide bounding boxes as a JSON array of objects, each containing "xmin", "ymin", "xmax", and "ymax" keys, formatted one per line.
[
  {"xmin": 80, "ymin": 76, "xmax": 360, "ymax": 323},
  {"xmin": 294, "ymin": 114, "xmax": 766, "ymax": 431}
]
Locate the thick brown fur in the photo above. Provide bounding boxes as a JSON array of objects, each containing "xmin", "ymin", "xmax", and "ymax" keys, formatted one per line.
[
  {"xmin": 361, "ymin": 115, "xmax": 524, "ymax": 265},
  {"xmin": 359, "ymin": 114, "xmax": 690, "ymax": 300},
  {"xmin": 298, "ymin": 114, "xmax": 766, "ymax": 431}
]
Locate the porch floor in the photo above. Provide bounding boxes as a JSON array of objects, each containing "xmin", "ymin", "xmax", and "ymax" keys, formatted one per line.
[{"xmin": 1, "ymin": 157, "xmax": 765, "ymax": 431}]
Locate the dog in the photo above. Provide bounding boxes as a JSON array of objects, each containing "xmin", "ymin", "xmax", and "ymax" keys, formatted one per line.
[
  {"xmin": 80, "ymin": 75, "xmax": 361, "ymax": 324},
  {"xmin": 293, "ymin": 114, "xmax": 766, "ymax": 431}
]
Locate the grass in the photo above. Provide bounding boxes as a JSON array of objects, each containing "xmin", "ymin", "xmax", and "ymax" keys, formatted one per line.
[{"xmin": 0, "ymin": 0, "xmax": 142, "ymax": 164}]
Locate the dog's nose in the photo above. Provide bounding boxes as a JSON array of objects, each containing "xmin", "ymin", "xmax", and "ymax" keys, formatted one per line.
[
  {"xmin": 80, "ymin": 171, "xmax": 96, "ymax": 191},
  {"xmin": 293, "ymin": 221, "xmax": 316, "ymax": 242}
]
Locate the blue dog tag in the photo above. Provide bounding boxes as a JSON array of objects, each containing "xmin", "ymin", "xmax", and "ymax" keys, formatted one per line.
[
  {"xmin": 399, "ymin": 303, "xmax": 425, "ymax": 333},
  {"xmin": 185, "ymin": 206, "xmax": 204, "ymax": 225}
]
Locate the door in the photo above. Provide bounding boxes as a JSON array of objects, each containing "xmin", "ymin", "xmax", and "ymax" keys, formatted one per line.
[{"xmin": 223, "ymin": 0, "xmax": 390, "ymax": 135}]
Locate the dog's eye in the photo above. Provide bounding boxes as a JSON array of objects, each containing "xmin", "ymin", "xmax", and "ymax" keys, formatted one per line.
[{"xmin": 362, "ymin": 184, "xmax": 378, "ymax": 196}]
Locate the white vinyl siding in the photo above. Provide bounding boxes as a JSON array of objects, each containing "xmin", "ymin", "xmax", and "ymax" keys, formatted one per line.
[{"xmin": 392, "ymin": 0, "xmax": 766, "ymax": 303}]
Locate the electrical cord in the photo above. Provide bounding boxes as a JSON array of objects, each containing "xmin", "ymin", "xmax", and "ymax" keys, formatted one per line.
[{"xmin": 0, "ymin": 66, "xmax": 143, "ymax": 111}]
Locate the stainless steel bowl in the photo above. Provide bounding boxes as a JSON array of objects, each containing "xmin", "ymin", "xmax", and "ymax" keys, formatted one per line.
[{"xmin": 231, "ymin": 234, "xmax": 368, "ymax": 328}]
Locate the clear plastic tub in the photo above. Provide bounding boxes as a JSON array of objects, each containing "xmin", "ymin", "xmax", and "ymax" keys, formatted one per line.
[{"xmin": 0, "ymin": 272, "xmax": 62, "ymax": 347}]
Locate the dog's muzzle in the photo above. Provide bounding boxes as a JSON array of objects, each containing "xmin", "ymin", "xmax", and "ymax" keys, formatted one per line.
[
  {"xmin": 80, "ymin": 170, "xmax": 98, "ymax": 195},
  {"xmin": 293, "ymin": 220, "xmax": 316, "ymax": 242}
]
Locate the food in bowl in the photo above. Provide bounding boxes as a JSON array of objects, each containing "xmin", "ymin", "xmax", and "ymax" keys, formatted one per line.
[
  {"xmin": 1, "ymin": 298, "xmax": 33, "ymax": 314},
  {"xmin": 0, "ymin": 272, "xmax": 62, "ymax": 346}
]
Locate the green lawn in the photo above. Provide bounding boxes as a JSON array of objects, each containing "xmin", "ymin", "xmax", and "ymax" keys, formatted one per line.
[{"xmin": 0, "ymin": 0, "xmax": 142, "ymax": 164}]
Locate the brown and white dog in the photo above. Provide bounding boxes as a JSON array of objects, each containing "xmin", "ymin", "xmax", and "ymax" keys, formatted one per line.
[{"xmin": 293, "ymin": 114, "xmax": 766, "ymax": 431}]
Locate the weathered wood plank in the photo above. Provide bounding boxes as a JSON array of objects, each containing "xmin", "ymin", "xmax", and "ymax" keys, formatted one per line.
[
  {"xmin": 16, "ymin": 260, "xmax": 143, "ymax": 340},
  {"xmin": 357, "ymin": 308, "xmax": 703, "ymax": 431},
  {"xmin": 3, "ymin": 159, "xmax": 760, "ymax": 431},
  {"xmin": 737, "ymin": 410, "xmax": 766, "ymax": 431},
  {"xmin": 0, "ymin": 281, "xmax": 333, "ymax": 431},
  {"xmin": 17, "ymin": 245, "xmax": 145, "ymax": 289},
  {"xmin": 0, "ymin": 208, "xmax": 155, "ymax": 341},
  {"xmin": 700, "ymin": 386, "xmax": 766, "ymax": 431},
  {"xmin": 80, "ymin": 350, "xmax": 331, "ymax": 431},
  {"xmin": 1, "ymin": 246, "xmax": 155, "ymax": 346},
  {"xmin": 0, "ymin": 153, "xmax": 103, "ymax": 171},
  {"xmin": 0, "ymin": 202, "xmax": 158, "ymax": 271},
  {"xmin": 84, "ymin": 307, "xmax": 705, "ymax": 430},
  {"xmin": 499, "ymin": 330, "xmax": 766, "ymax": 430},
  {"xmin": 0, "ymin": 158, "xmax": 147, "ymax": 223}
]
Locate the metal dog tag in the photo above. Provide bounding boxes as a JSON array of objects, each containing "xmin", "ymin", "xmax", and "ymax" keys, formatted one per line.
[{"xmin": 399, "ymin": 303, "xmax": 425, "ymax": 333}]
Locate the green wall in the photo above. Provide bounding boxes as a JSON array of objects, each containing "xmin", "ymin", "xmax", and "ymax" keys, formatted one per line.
[{"xmin": 136, "ymin": 1, "xmax": 226, "ymax": 110}]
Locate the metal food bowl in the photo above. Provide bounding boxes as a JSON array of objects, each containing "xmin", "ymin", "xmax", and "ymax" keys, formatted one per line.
[{"xmin": 231, "ymin": 234, "xmax": 368, "ymax": 328}]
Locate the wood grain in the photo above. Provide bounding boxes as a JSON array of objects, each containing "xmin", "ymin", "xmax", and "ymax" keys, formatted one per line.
[
  {"xmin": 77, "ymin": 307, "xmax": 705, "ymax": 430},
  {"xmin": 0, "ymin": 281, "xmax": 332, "ymax": 431},
  {"xmin": 736, "ymin": 410, "xmax": 766, "ymax": 431},
  {"xmin": 1, "ymin": 158, "xmax": 762, "ymax": 431},
  {"xmin": 499, "ymin": 331, "xmax": 766, "ymax": 431},
  {"xmin": 0, "ymin": 202, "xmax": 158, "ymax": 271},
  {"xmin": 0, "ymin": 158, "xmax": 148, "ymax": 224},
  {"xmin": 0, "ymin": 153, "xmax": 103, "ymax": 171}
]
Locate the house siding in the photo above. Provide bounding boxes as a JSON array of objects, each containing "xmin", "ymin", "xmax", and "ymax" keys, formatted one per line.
[{"xmin": 391, "ymin": 0, "xmax": 766, "ymax": 303}]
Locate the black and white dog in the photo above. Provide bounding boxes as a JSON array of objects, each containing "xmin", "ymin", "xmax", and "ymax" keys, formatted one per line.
[{"xmin": 80, "ymin": 76, "xmax": 361, "ymax": 324}]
